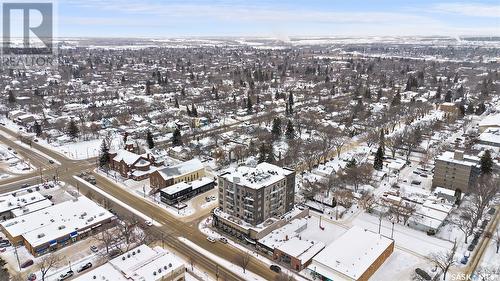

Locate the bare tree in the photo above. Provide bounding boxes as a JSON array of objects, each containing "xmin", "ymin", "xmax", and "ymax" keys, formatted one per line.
[
  {"xmin": 385, "ymin": 134, "xmax": 402, "ymax": 158},
  {"xmin": 332, "ymin": 133, "xmax": 349, "ymax": 158},
  {"xmin": 428, "ymin": 240, "xmax": 458, "ymax": 281},
  {"xmin": 359, "ymin": 193, "xmax": 377, "ymax": 213},
  {"xmin": 333, "ymin": 188, "xmax": 355, "ymax": 208},
  {"xmin": 339, "ymin": 162, "xmax": 373, "ymax": 192},
  {"xmin": 469, "ymin": 175, "xmax": 499, "ymax": 229},
  {"xmin": 450, "ymin": 207, "xmax": 474, "ymax": 244},
  {"xmin": 95, "ymin": 228, "xmax": 119, "ymax": 256},
  {"xmin": 387, "ymin": 201, "xmax": 417, "ymax": 224},
  {"xmin": 38, "ymin": 253, "xmax": 63, "ymax": 281},
  {"xmin": 116, "ymin": 215, "xmax": 140, "ymax": 252},
  {"xmin": 235, "ymin": 252, "xmax": 251, "ymax": 273}
]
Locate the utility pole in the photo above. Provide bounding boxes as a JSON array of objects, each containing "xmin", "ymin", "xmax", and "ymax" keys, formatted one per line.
[
  {"xmin": 39, "ymin": 166, "xmax": 43, "ymax": 184},
  {"xmin": 13, "ymin": 245, "xmax": 21, "ymax": 271}
]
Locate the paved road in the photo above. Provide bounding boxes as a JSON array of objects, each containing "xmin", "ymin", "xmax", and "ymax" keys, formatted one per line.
[{"xmin": 0, "ymin": 126, "xmax": 276, "ymax": 281}]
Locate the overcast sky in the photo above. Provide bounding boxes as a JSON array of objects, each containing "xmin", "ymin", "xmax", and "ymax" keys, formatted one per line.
[{"xmin": 54, "ymin": 0, "xmax": 500, "ymax": 37}]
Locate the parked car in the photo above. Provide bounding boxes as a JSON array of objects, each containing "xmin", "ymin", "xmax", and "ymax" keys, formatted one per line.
[
  {"xmin": 460, "ymin": 256, "xmax": 469, "ymax": 265},
  {"xmin": 411, "ymin": 180, "xmax": 421, "ymax": 185},
  {"xmin": 48, "ymin": 160, "xmax": 54, "ymax": 164},
  {"xmin": 77, "ymin": 262, "xmax": 93, "ymax": 272},
  {"xmin": 21, "ymin": 183, "xmax": 30, "ymax": 188},
  {"xmin": 207, "ymin": 236, "xmax": 216, "ymax": 243},
  {"xmin": 108, "ymin": 249, "xmax": 121, "ymax": 258},
  {"xmin": 27, "ymin": 273, "xmax": 37, "ymax": 281},
  {"xmin": 144, "ymin": 220, "xmax": 153, "ymax": 226},
  {"xmin": 57, "ymin": 270, "xmax": 74, "ymax": 281},
  {"xmin": 270, "ymin": 265, "xmax": 281, "ymax": 273},
  {"xmin": 90, "ymin": 245, "xmax": 99, "ymax": 253},
  {"xmin": 21, "ymin": 259, "xmax": 34, "ymax": 269},
  {"xmin": 218, "ymin": 237, "xmax": 228, "ymax": 244},
  {"xmin": 44, "ymin": 195, "xmax": 53, "ymax": 200}
]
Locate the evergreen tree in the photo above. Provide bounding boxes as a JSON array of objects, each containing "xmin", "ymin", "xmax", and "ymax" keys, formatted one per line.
[
  {"xmin": 191, "ymin": 104, "xmax": 198, "ymax": 117},
  {"xmin": 246, "ymin": 95, "xmax": 253, "ymax": 114},
  {"xmin": 174, "ymin": 97, "xmax": 179, "ymax": 108},
  {"xmin": 99, "ymin": 139, "xmax": 110, "ymax": 168},
  {"xmin": 391, "ymin": 91, "xmax": 401, "ymax": 107},
  {"xmin": 145, "ymin": 80, "xmax": 151, "ymax": 95},
  {"xmin": 285, "ymin": 120, "xmax": 295, "ymax": 140},
  {"xmin": 266, "ymin": 150, "xmax": 276, "ymax": 164},
  {"xmin": 444, "ymin": 90, "xmax": 453, "ymax": 102},
  {"xmin": 258, "ymin": 143, "xmax": 268, "ymax": 163},
  {"xmin": 181, "ymin": 87, "xmax": 186, "ymax": 96},
  {"xmin": 346, "ymin": 158, "xmax": 357, "ymax": 168},
  {"xmin": 186, "ymin": 105, "xmax": 191, "ymax": 117},
  {"xmin": 288, "ymin": 92, "xmax": 294, "ymax": 106},
  {"xmin": 480, "ymin": 150, "xmax": 493, "ymax": 175},
  {"xmin": 67, "ymin": 119, "xmax": 79, "ymax": 140},
  {"xmin": 373, "ymin": 146, "xmax": 384, "ymax": 170},
  {"xmin": 379, "ymin": 129, "xmax": 385, "ymax": 154},
  {"xmin": 435, "ymin": 85, "xmax": 442, "ymax": 100},
  {"xmin": 271, "ymin": 118, "xmax": 282, "ymax": 139},
  {"xmin": 7, "ymin": 90, "xmax": 15, "ymax": 104},
  {"xmin": 146, "ymin": 131, "xmax": 155, "ymax": 149},
  {"xmin": 33, "ymin": 121, "xmax": 42, "ymax": 137},
  {"xmin": 172, "ymin": 128, "xmax": 183, "ymax": 146}
]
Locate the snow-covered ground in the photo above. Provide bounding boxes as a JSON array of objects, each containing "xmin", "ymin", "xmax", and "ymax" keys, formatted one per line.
[
  {"xmin": 97, "ymin": 168, "xmax": 218, "ymax": 220},
  {"xmin": 74, "ymin": 176, "xmax": 162, "ymax": 227},
  {"xmin": 0, "ymin": 144, "xmax": 34, "ymax": 175},
  {"xmin": 179, "ymin": 237, "xmax": 265, "ymax": 281}
]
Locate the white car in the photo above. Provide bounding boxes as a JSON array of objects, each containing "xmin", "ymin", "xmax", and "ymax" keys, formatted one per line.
[
  {"xmin": 207, "ymin": 236, "xmax": 216, "ymax": 243},
  {"xmin": 145, "ymin": 220, "xmax": 153, "ymax": 226}
]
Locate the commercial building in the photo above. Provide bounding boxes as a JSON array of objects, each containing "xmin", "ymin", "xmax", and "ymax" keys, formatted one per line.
[
  {"xmin": 478, "ymin": 128, "xmax": 500, "ymax": 148},
  {"xmin": 308, "ymin": 226, "xmax": 394, "ymax": 281},
  {"xmin": 478, "ymin": 113, "xmax": 500, "ymax": 133},
  {"xmin": 258, "ymin": 217, "xmax": 325, "ymax": 271},
  {"xmin": 0, "ymin": 196, "xmax": 115, "ymax": 256},
  {"xmin": 217, "ymin": 162, "xmax": 295, "ymax": 226},
  {"xmin": 149, "ymin": 158, "xmax": 205, "ymax": 193},
  {"xmin": 213, "ymin": 162, "xmax": 300, "ymax": 241},
  {"xmin": 159, "ymin": 177, "xmax": 215, "ymax": 205},
  {"xmin": 74, "ymin": 244, "xmax": 185, "ymax": 281},
  {"xmin": 432, "ymin": 150, "xmax": 480, "ymax": 193},
  {"xmin": 0, "ymin": 191, "xmax": 52, "ymax": 221}
]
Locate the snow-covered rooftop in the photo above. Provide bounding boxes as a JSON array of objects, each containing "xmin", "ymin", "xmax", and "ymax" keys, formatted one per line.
[
  {"xmin": 74, "ymin": 244, "xmax": 184, "ymax": 281},
  {"xmin": 1, "ymin": 196, "xmax": 114, "ymax": 248},
  {"xmin": 220, "ymin": 162, "xmax": 293, "ymax": 190},
  {"xmin": 0, "ymin": 191, "xmax": 51, "ymax": 215},
  {"xmin": 436, "ymin": 151, "xmax": 479, "ymax": 167},
  {"xmin": 479, "ymin": 113, "xmax": 500, "ymax": 128},
  {"xmin": 160, "ymin": 176, "xmax": 214, "ymax": 195},
  {"xmin": 156, "ymin": 158, "xmax": 204, "ymax": 180},
  {"xmin": 308, "ymin": 226, "xmax": 393, "ymax": 280}
]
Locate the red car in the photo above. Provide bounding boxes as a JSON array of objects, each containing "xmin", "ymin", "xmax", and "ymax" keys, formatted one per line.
[{"xmin": 21, "ymin": 259, "xmax": 34, "ymax": 268}]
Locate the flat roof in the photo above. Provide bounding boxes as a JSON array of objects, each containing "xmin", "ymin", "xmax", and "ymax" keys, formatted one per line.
[
  {"xmin": 0, "ymin": 191, "xmax": 49, "ymax": 214},
  {"xmin": 308, "ymin": 226, "xmax": 393, "ymax": 280},
  {"xmin": 1, "ymin": 196, "xmax": 114, "ymax": 248},
  {"xmin": 220, "ymin": 162, "xmax": 293, "ymax": 190},
  {"xmin": 160, "ymin": 177, "xmax": 214, "ymax": 195},
  {"xmin": 74, "ymin": 244, "xmax": 184, "ymax": 281},
  {"xmin": 156, "ymin": 158, "xmax": 204, "ymax": 180}
]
